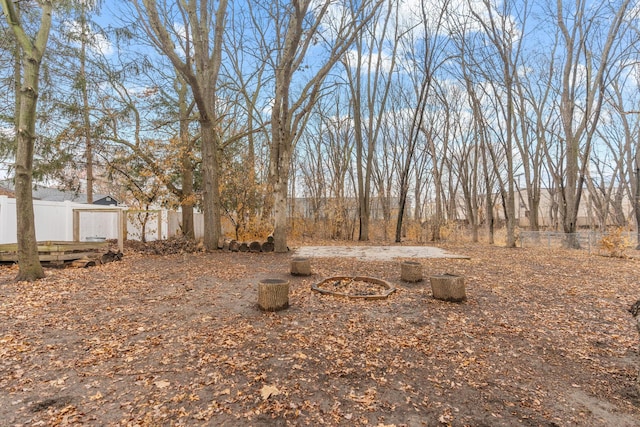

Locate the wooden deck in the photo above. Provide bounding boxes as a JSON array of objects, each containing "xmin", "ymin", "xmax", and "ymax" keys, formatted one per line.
[{"xmin": 0, "ymin": 241, "xmax": 110, "ymax": 263}]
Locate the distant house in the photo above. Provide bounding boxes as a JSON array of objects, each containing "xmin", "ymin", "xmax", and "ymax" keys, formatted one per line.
[
  {"xmin": 92, "ymin": 195, "xmax": 119, "ymax": 206},
  {"xmin": 31, "ymin": 187, "xmax": 119, "ymax": 206},
  {"xmin": 0, "ymin": 180, "xmax": 118, "ymax": 206}
]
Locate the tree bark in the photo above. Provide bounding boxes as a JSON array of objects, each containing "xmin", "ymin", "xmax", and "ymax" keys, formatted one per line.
[
  {"xmin": 1, "ymin": 0, "xmax": 53, "ymax": 281},
  {"xmin": 430, "ymin": 274, "xmax": 466, "ymax": 302},
  {"xmin": 177, "ymin": 76, "xmax": 195, "ymax": 240},
  {"xmin": 79, "ymin": 8, "xmax": 93, "ymax": 204},
  {"xmin": 258, "ymin": 279, "xmax": 289, "ymax": 311}
]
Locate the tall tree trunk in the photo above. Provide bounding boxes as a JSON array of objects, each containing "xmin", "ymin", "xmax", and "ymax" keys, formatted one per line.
[
  {"xmin": 201, "ymin": 120, "xmax": 222, "ymax": 250},
  {"xmin": 177, "ymin": 77, "xmax": 195, "ymax": 240},
  {"xmin": 79, "ymin": 8, "xmax": 93, "ymax": 203},
  {"xmin": 1, "ymin": 0, "xmax": 53, "ymax": 281},
  {"xmin": 14, "ymin": 61, "xmax": 45, "ymax": 281},
  {"xmin": 270, "ymin": 108, "xmax": 293, "ymax": 252},
  {"xmin": 272, "ymin": 159, "xmax": 290, "ymax": 252},
  {"xmin": 181, "ymin": 161, "xmax": 195, "ymax": 239}
]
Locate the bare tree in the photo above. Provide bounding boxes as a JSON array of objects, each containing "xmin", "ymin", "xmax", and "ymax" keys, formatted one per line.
[
  {"xmin": 222, "ymin": 2, "xmax": 273, "ymax": 225},
  {"xmin": 451, "ymin": 9, "xmax": 504, "ymax": 243},
  {"xmin": 133, "ymin": 0, "xmax": 227, "ymax": 251},
  {"xmin": 445, "ymin": 85, "xmax": 481, "ymax": 241},
  {"xmin": 321, "ymin": 97, "xmax": 355, "ymax": 239},
  {"xmin": 394, "ymin": 0, "xmax": 450, "ymax": 243},
  {"xmin": 1, "ymin": 0, "xmax": 52, "ymax": 281},
  {"xmin": 260, "ymin": 0, "xmax": 382, "ymax": 252},
  {"xmin": 462, "ymin": 0, "xmax": 531, "ymax": 247},
  {"xmin": 342, "ymin": 0, "xmax": 400, "ymax": 241},
  {"xmin": 420, "ymin": 88, "xmax": 450, "ymax": 241},
  {"xmin": 612, "ymin": 88, "xmax": 640, "ymax": 245},
  {"xmin": 517, "ymin": 46, "xmax": 558, "ymax": 233},
  {"xmin": 554, "ymin": 0, "xmax": 632, "ymax": 247}
]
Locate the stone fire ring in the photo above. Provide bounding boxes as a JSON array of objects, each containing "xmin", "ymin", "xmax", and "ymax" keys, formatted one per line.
[{"xmin": 311, "ymin": 276, "xmax": 396, "ymax": 300}]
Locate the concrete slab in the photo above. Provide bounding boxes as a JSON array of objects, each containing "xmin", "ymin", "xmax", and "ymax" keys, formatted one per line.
[{"xmin": 293, "ymin": 246, "xmax": 469, "ymax": 261}]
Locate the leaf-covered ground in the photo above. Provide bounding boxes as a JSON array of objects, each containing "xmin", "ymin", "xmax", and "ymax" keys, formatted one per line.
[{"xmin": 1, "ymin": 242, "xmax": 640, "ymax": 426}]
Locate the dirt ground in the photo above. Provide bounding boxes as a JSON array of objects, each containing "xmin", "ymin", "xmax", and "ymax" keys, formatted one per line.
[{"xmin": 1, "ymin": 241, "xmax": 640, "ymax": 426}]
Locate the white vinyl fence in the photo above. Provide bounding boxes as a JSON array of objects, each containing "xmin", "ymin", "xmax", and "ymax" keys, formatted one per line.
[
  {"xmin": 0, "ymin": 196, "xmax": 121, "ymax": 244},
  {"xmin": 0, "ymin": 196, "xmax": 202, "ymax": 245}
]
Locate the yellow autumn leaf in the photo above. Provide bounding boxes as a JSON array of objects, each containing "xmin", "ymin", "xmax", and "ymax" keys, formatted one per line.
[
  {"xmin": 155, "ymin": 380, "xmax": 170, "ymax": 389},
  {"xmin": 260, "ymin": 385, "xmax": 280, "ymax": 400}
]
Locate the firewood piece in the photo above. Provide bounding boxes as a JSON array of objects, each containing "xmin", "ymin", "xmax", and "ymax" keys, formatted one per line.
[
  {"xmin": 258, "ymin": 279, "xmax": 289, "ymax": 311},
  {"xmin": 290, "ymin": 257, "xmax": 311, "ymax": 276},
  {"xmin": 401, "ymin": 261, "xmax": 423, "ymax": 282},
  {"xmin": 229, "ymin": 240, "xmax": 239, "ymax": 252},
  {"xmin": 261, "ymin": 241, "xmax": 274, "ymax": 252},
  {"xmin": 101, "ymin": 250, "xmax": 123, "ymax": 264},
  {"xmin": 249, "ymin": 241, "xmax": 262, "ymax": 252},
  {"xmin": 239, "ymin": 242, "xmax": 249, "ymax": 252},
  {"xmin": 70, "ymin": 258, "xmax": 96, "ymax": 268},
  {"xmin": 430, "ymin": 273, "xmax": 466, "ymax": 302}
]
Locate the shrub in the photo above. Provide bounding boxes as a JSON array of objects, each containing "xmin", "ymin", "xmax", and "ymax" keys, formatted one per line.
[{"xmin": 599, "ymin": 227, "xmax": 630, "ymax": 258}]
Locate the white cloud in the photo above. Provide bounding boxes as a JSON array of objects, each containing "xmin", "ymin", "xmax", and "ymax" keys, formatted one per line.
[
  {"xmin": 91, "ymin": 32, "xmax": 113, "ymax": 56},
  {"xmin": 344, "ymin": 49, "xmax": 395, "ymax": 74},
  {"xmin": 64, "ymin": 20, "xmax": 113, "ymax": 56}
]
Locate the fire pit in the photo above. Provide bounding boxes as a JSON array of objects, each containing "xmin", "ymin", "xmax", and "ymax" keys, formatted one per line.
[{"xmin": 311, "ymin": 276, "xmax": 396, "ymax": 300}]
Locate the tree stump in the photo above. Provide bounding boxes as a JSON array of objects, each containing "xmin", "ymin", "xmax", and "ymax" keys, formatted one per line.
[
  {"xmin": 249, "ymin": 241, "xmax": 262, "ymax": 252},
  {"xmin": 430, "ymin": 274, "xmax": 466, "ymax": 302},
  {"xmin": 401, "ymin": 261, "xmax": 423, "ymax": 282},
  {"xmin": 258, "ymin": 279, "xmax": 289, "ymax": 311},
  {"xmin": 290, "ymin": 257, "xmax": 311, "ymax": 276}
]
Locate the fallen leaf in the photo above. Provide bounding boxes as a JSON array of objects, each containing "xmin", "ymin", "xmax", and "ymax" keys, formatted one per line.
[
  {"xmin": 261, "ymin": 385, "xmax": 280, "ymax": 400},
  {"xmin": 155, "ymin": 380, "xmax": 170, "ymax": 389},
  {"xmin": 215, "ymin": 388, "xmax": 231, "ymax": 396}
]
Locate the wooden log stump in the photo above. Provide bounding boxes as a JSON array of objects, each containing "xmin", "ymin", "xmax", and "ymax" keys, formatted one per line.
[
  {"xmin": 401, "ymin": 261, "xmax": 423, "ymax": 282},
  {"xmin": 261, "ymin": 241, "xmax": 275, "ymax": 252},
  {"xmin": 249, "ymin": 241, "xmax": 262, "ymax": 252},
  {"xmin": 258, "ymin": 279, "xmax": 289, "ymax": 311},
  {"xmin": 229, "ymin": 240, "xmax": 240, "ymax": 252},
  {"xmin": 239, "ymin": 242, "xmax": 249, "ymax": 252},
  {"xmin": 70, "ymin": 258, "xmax": 96, "ymax": 268},
  {"xmin": 430, "ymin": 273, "xmax": 466, "ymax": 302},
  {"xmin": 290, "ymin": 257, "xmax": 311, "ymax": 276}
]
